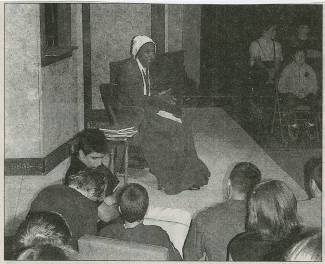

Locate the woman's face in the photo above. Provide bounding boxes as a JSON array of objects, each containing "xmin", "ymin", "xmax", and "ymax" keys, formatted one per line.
[{"xmin": 137, "ymin": 42, "xmax": 156, "ymax": 67}]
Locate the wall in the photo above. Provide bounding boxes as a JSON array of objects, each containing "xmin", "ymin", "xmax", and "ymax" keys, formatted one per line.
[
  {"xmin": 90, "ymin": 3, "xmax": 151, "ymax": 109},
  {"xmin": 166, "ymin": 4, "xmax": 201, "ymax": 86},
  {"xmin": 41, "ymin": 4, "xmax": 84, "ymax": 155},
  {"xmin": 5, "ymin": 159, "xmax": 70, "ymax": 236},
  {"xmin": 167, "ymin": 5, "xmax": 183, "ymax": 52},
  {"xmin": 5, "ymin": 4, "xmax": 41, "ymax": 158},
  {"xmin": 182, "ymin": 5, "xmax": 201, "ymax": 85},
  {"xmin": 5, "ymin": 4, "xmax": 84, "ymax": 235}
]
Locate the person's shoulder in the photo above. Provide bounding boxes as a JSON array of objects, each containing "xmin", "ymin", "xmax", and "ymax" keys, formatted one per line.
[
  {"xmin": 143, "ymin": 224, "xmax": 169, "ymax": 238},
  {"xmin": 99, "ymin": 222, "xmax": 123, "ymax": 237},
  {"xmin": 304, "ymin": 63, "xmax": 316, "ymax": 72}
]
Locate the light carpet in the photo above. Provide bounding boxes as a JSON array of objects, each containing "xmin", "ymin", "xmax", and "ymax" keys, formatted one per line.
[{"xmin": 127, "ymin": 107, "xmax": 307, "ymax": 217}]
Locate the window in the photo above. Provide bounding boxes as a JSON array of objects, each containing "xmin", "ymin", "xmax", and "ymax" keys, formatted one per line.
[{"xmin": 40, "ymin": 3, "xmax": 77, "ymax": 66}]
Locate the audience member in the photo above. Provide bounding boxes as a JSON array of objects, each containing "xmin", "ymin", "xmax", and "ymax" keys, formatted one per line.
[
  {"xmin": 183, "ymin": 162, "xmax": 261, "ymax": 261},
  {"xmin": 99, "ymin": 183, "xmax": 182, "ymax": 260},
  {"xmin": 17, "ymin": 244, "xmax": 77, "ymax": 260},
  {"xmin": 12, "ymin": 211, "xmax": 77, "ymax": 260},
  {"xmin": 284, "ymin": 231, "xmax": 322, "ymax": 261},
  {"xmin": 288, "ymin": 23, "xmax": 322, "ymax": 62},
  {"xmin": 249, "ymin": 23, "xmax": 283, "ymax": 91},
  {"xmin": 65, "ymin": 129, "xmax": 119, "ymax": 196},
  {"xmin": 30, "ymin": 169, "xmax": 107, "ymax": 248},
  {"xmin": 227, "ymin": 180, "xmax": 308, "ymax": 261},
  {"xmin": 278, "ymin": 48, "xmax": 318, "ymax": 138},
  {"xmin": 298, "ymin": 157, "xmax": 322, "ymax": 228},
  {"xmin": 65, "ymin": 129, "xmax": 121, "ymax": 223}
]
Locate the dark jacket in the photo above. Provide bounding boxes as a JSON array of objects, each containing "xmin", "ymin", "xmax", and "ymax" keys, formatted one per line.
[{"xmin": 30, "ymin": 184, "xmax": 98, "ymax": 248}]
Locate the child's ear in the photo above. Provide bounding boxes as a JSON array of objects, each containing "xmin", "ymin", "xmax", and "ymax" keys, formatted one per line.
[{"xmin": 17, "ymin": 248, "xmax": 38, "ymax": 260}]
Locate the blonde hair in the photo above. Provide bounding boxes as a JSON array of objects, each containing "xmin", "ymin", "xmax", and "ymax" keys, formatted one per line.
[{"xmin": 247, "ymin": 180, "xmax": 301, "ymax": 241}]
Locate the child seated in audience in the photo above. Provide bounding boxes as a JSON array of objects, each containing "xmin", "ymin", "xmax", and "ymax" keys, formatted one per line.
[
  {"xmin": 278, "ymin": 48, "xmax": 319, "ymax": 135},
  {"xmin": 12, "ymin": 211, "xmax": 77, "ymax": 260},
  {"xmin": 99, "ymin": 183, "xmax": 182, "ymax": 260},
  {"xmin": 298, "ymin": 157, "xmax": 322, "ymax": 228},
  {"xmin": 65, "ymin": 129, "xmax": 119, "ymax": 196},
  {"xmin": 30, "ymin": 169, "xmax": 107, "ymax": 248},
  {"xmin": 65, "ymin": 129, "xmax": 121, "ymax": 223},
  {"xmin": 284, "ymin": 231, "xmax": 321, "ymax": 261},
  {"xmin": 183, "ymin": 162, "xmax": 261, "ymax": 261},
  {"xmin": 227, "ymin": 180, "xmax": 312, "ymax": 261}
]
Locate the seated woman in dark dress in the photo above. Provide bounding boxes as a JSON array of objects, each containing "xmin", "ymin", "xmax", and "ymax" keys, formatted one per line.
[
  {"xmin": 116, "ymin": 35, "xmax": 210, "ymax": 195},
  {"xmin": 227, "ymin": 180, "xmax": 314, "ymax": 261}
]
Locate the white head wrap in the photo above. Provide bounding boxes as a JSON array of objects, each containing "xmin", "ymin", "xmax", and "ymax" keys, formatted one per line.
[{"xmin": 131, "ymin": 35, "xmax": 156, "ymax": 58}]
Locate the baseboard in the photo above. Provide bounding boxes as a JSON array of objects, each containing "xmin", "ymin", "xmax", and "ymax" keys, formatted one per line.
[{"xmin": 5, "ymin": 134, "xmax": 79, "ymax": 176}]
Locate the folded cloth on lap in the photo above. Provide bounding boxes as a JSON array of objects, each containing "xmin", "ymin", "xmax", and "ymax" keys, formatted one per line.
[
  {"xmin": 143, "ymin": 206, "xmax": 191, "ymax": 257},
  {"xmin": 157, "ymin": 110, "xmax": 182, "ymax": 123}
]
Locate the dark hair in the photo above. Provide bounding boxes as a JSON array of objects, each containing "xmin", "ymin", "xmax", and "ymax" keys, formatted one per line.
[
  {"xmin": 229, "ymin": 162, "xmax": 262, "ymax": 195},
  {"xmin": 17, "ymin": 244, "xmax": 74, "ymax": 260},
  {"xmin": 290, "ymin": 47, "xmax": 306, "ymax": 61},
  {"xmin": 65, "ymin": 168, "xmax": 107, "ymax": 201},
  {"xmin": 285, "ymin": 231, "xmax": 321, "ymax": 261},
  {"xmin": 260, "ymin": 22, "xmax": 277, "ymax": 35},
  {"xmin": 77, "ymin": 129, "xmax": 107, "ymax": 155},
  {"xmin": 304, "ymin": 157, "xmax": 322, "ymax": 199},
  {"xmin": 118, "ymin": 183, "xmax": 149, "ymax": 223},
  {"xmin": 12, "ymin": 211, "xmax": 72, "ymax": 259},
  {"xmin": 247, "ymin": 180, "xmax": 301, "ymax": 241}
]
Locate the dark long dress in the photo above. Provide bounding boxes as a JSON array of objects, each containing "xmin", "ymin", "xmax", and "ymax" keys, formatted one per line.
[{"xmin": 117, "ymin": 58, "xmax": 210, "ymax": 194}]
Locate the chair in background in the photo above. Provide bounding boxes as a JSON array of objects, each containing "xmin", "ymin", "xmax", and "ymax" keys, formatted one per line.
[
  {"xmin": 271, "ymin": 86, "xmax": 320, "ymax": 145},
  {"xmin": 78, "ymin": 235, "xmax": 168, "ymax": 260}
]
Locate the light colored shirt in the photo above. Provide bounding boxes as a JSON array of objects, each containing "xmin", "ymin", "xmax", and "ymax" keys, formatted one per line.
[
  {"xmin": 249, "ymin": 37, "xmax": 283, "ymax": 65},
  {"xmin": 136, "ymin": 58, "xmax": 150, "ymax": 96},
  {"xmin": 278, "ymin": 62, "xmax": 318, "ymax": 98}
]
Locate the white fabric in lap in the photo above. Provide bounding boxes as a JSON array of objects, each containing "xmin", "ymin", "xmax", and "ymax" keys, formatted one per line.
[{"xmin": 143, "ymin": 206, "xmax": 191, "ymax": 257}]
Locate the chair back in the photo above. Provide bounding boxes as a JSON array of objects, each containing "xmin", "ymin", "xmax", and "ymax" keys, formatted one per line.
[
  {"xmin": 99, "ymin": 83, "xmax": 119, "ymax": 125},
  {"xmin": 109, "ymin": 58, "xmax": 130, "ymax": 85},
  {"xmin": 78, "ymin": 235, "xmax": 169, "ymax": 260}
]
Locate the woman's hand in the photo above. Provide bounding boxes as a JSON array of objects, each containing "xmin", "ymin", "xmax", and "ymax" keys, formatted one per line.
[{"xmin": 158, "ymin": 89, "xmax": 177, "ymax": 105}]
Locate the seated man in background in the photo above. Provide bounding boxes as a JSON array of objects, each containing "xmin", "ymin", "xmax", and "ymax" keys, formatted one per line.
[
  {"xmin": 99, "ymin": 183, "xmax": 182, "ymax": 260},
  {"xmin": 298, "ymin": 157, "xmax": 322, "ymax": 228},
  {"xmin": 278, "ymin": 48, "xmax": 319, "ymax": 138},
  {"xmin": 183, "ymin": 162, "xmax": 261, "ymax": 261},
  {"xmin": 65, "ymin": 129, "xmax": 121, "ymax": 223},
  {"xmin": 11, "ymin": 211, "xmax": 77, "ymax": 260},
  {"xmin": 30, "ymin": 169, "xmax": 107, "ymax": 248},
  {"xmin": 117, "ymin": 35, "xmax": 210, "ymax": 194}
]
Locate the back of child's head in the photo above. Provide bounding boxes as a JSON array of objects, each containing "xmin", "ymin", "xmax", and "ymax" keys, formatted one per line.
[
  {"xmin": 229, "ymin": 162, "xmax": 262, "ymax": 196},
  {"xmin": 17, "ymin": 244, "xmax": 77, "ymax": 260},
  {"xmin": 118, "ymin": 183, "xmax": 149, "ymax": 223},
  {"xmin": 12, "ymin": 211, "xmax": 72, "ymax": 259},
  {"xmin": 284, "ymin": 231, "xmax": 321, "ymax": 261},
  {"xmin": 77, "ymin": 129, "xmax": 107, "ymax": 155},
  {"xmin": 65, "ymin": 168, "xmax": 107, "ymax": 202}
]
